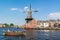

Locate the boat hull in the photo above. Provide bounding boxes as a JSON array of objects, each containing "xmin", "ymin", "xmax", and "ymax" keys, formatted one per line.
[{"xmin": 3, "ymin": 31, "xmax": 25, "ymax": 36}]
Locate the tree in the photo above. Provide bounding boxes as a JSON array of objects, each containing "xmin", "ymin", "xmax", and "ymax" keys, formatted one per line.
[
  {"xmin": 4, "ymin": 23, "xmax": 9, "ymax": 27},
  {"xmin": 10, "ymin": 23, "xmax": 14, "ymax": 27}
]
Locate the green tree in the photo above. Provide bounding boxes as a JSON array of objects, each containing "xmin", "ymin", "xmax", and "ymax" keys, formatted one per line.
[
  {"xmin": 10, "ymin": 23, "xmax": 14, "ymax": 27},
  {"xmin": 4, "ymin": 23, "xmax": 9, "ymax": 27}
]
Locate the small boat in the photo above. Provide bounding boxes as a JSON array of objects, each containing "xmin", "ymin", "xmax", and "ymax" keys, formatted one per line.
[{"xmin": 3, "ymin": 30, "xmax": 26, "ymax": 36}]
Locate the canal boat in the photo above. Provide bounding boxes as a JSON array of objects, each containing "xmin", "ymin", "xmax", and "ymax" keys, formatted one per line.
[{"xmin": 3, "ymin": 30, "xmax": 26, "ymax": 36}]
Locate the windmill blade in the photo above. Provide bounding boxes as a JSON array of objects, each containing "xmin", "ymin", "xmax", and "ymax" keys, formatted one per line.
[
  {"xmin": 32, "ymin": 9, "xmax": 38, "ymax": 12},
  {"xmin": 34, "ymin": 10, "xmax": 38, "ymax": 12}
]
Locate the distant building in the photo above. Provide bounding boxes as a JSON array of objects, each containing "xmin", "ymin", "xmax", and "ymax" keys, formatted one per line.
[
  {"xmin": 37, "ymin": 20, "xmax": 49, "ymax": 28},
  {"xmin": 0, "ymin": 24, "xmax": 6, "ymax": 28},
  {"xmin": 43, "ymin": 21, "xmax": 49, "ymax": 28},
  {"xmin": 24, "ymin": 19, "xmax": 60, "ymax": 28}
]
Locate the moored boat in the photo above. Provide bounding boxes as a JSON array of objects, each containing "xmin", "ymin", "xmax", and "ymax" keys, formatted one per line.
[{"xmin": 3, "ymin": 30, "xmax": 26, "ymax": 36}]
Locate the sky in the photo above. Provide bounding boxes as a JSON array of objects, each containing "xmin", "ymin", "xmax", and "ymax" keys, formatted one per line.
[{"xmin": 0, "ymin": 0, "xmax": 60, "ymax": 25}]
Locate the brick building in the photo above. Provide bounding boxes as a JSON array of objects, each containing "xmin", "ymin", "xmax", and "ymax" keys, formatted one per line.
[{"xmin": 24, "ymin": 19, "xmax": 60, "ymax": 28}]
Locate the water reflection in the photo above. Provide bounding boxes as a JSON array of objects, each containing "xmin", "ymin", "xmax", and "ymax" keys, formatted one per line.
[
  {"xmin": 0, "ymin": 28, "xmax": 60, "ymax": 40},
  {"xmin": 25, "ymin": 30, "xmax": 60, "ymax": 40},
  {"xmin": 3, "ymin": 36, "xmax": 26, "ymax": 40},
  {"xmin": 26, "ymin": 30, "xmax": 37, "ymax": 40}
]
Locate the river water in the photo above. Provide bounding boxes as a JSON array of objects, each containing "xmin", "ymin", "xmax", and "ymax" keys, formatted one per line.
[{"xmin": 0, "ymin": 28, "xmax": 60, "ymax": 40}]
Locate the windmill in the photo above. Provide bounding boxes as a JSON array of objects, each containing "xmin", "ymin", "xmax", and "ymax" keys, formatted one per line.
[{"xmin": 24, "ymin": 4, "xmax": 38, "ymax": 23}]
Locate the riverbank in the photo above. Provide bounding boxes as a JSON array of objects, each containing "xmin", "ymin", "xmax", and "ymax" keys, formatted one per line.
[
  {"xmin": 0, "ymin": 27, "xmax": 60, "ymax": 30},
  {"xmin": 24, "ymin": 27, "xmax": 60, "ymax": 30}
]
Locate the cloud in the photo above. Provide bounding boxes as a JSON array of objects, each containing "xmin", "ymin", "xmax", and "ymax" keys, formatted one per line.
[
  {"xmin": 10, "ymin": 8, "xmax": 18, "ymax": 11},
  {"xmin": 48, "ymin": 12, "xmax": 60, "ymax": 19},
  {"xmin": 10, "ymin": 8, "xmax": 24, "ymax": 12},
  {"xmin": 10, "ymin": 6, "xmax": 32, "ymax": 12},
  {"xmin": 24, "ymin": 6, "xmax": 29, "ymax": 11},
  {"xmin": 24, "ymin": 6, "xmax": 28, "ymax": 10}
]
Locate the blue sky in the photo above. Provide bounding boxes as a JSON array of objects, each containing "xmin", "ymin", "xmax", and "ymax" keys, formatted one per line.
[{"xmin": 0, "ymin": 0, "xmax": 60, "ymax": 25}]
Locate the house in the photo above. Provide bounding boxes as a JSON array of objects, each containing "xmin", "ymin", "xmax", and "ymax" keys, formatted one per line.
[
  {"xmin": 24, "ymin": 19, "xmax": 60, "ymax": 28},
  {"xmin": 0, "ymin": 24, "xmax": 6, "ymax": 28}
]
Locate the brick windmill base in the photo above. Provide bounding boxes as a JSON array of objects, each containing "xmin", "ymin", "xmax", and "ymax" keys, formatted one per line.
[{"xmin": 25, "ymin": 18, "xmax": 33, "ymax": 23}]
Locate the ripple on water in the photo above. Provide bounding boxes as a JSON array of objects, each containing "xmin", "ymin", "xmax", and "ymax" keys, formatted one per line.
[{"xmin": 0, "ymin": 28, "xmax": 60, "ymax": 40}]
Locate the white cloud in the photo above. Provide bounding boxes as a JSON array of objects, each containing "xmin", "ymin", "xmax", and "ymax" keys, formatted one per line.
[
  {"xmin": 48, "ymin": 12, "xmax": 60, "ymax": 19},
  {"xmin": 24, "ymin": 6, "xmax": 29, "ymax": 11},
  {"xmin": 10, "ymin": 8, "xmax": 24, "ymax": 12},
  {"xmin": 10, "ymin": 8, "xmax": 18, "ymax": 11},
  {"xmin": 10, "ymin": 6, "xmax": 30, "ymax": 12},
  {"xmin": 24, "ymin": 6, "xmax": 28, "ymax": 10}
]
